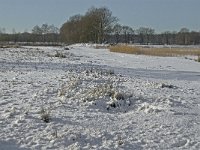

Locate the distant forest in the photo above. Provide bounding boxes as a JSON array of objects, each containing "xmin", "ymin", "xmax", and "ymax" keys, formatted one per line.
[{"xmin": 0, "ymin": 7, "xmax": 200, "ymax": 45}]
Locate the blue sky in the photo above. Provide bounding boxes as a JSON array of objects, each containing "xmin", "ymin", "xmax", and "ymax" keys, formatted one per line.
[{"xmin": 0, "ymin": 0, "xmax": 200, "ymax": 33}]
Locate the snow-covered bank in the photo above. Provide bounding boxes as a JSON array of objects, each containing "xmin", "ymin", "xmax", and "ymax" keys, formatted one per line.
[
  {"xmin": 0, "ymin": 45, "xmax": 200, "ymax": 149},
  {"xmin": 70, "ymin": 44, "xmax": 200, "ymax": 72}
]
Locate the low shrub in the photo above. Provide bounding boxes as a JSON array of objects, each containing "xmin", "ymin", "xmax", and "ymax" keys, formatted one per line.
[
  {"xmin": 55, "ymin": 51, "xmax": 66, "ymax": 58},
  {"xmin": 40, "ymin": 107, "xmax": 50, "ymax": 123}
]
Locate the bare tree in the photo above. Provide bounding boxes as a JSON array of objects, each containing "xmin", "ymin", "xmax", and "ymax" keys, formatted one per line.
[
  {"xmin": 113, "ymin": 24, "xmax": 123, "ymax": 43},
  {"xmin": 48, "ymin": 25, "xmax": 59, "ymax": 34},
  {"xmin": 60, "ymin": 14, "xmax": 84, "ymax": 43},
  {"xmin": 122, "ymin": 25, "xmax": 134, "ymax": 43},
  {"xmin": 60, "ymin": 7, "xmax": 118, "ymax": 43},
  {"xmin": 32, "ymin": 25, "xmax": 42, "ymax": 34},
  {"xmin": 0, "ymin": 27, "xmax": 6, "ymax": 34},
  {"xmin": 84, "ymin": 7, "xmax": 118, "ymax": 43},
  {"xmin": 176, "ymin": 28, "xmax": 190, "ymax": 45},
  {"xmin": 41, "ymin": 24, "xmax": 49, "ymax": 34},
  {"xmin": 136, "ymin": 27, "xmax": 155, "ymax": 44}
]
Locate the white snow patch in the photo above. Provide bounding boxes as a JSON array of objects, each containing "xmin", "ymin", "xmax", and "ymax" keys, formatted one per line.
[{"xmin": 0, "ymin": 45, "xmax": 200, "ymax": 149}]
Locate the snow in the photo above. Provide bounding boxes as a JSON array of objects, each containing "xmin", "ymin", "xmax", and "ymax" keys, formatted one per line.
[{"xmin": 0, "ymin": 44, "xmax": 200, "ymax": 149}]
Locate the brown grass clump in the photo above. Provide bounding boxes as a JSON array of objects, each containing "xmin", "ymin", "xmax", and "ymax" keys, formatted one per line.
[
  {"xmin": 109, "ymin": 45, "xmax": 200, "ymax": 57},
  {"xmin": 109, "ymin": 45, "xmax": 141, "ymax": 54}
]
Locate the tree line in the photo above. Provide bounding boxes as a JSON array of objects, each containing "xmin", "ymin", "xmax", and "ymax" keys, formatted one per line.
[
  {"xmin": 0, "ymin": 24, "xmax": 60, "ymax": 45},
  {"xmin": 111, "ymin": 26, "xmax": 200, "ymax": 45},
  {"xmin": 0, "ymin": 7, "xmax": 200, "ymax": 45}
]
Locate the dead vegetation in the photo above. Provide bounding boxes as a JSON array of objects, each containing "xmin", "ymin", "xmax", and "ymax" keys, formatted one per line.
[
  {"xmin": 109, "ymin": 45, "xmax": 200, "ymax": 57},
  {"xmin": 0, "ymin": 44, "xmax": 21, "ymax": 48},
  {"xmin": 94, "ymin": 45, "xmax": 109, "ymax": 49}
]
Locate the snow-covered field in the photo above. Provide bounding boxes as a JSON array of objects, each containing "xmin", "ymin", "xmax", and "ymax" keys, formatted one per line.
[{"xmin": 0, "ymin": 44, "xmax": 200, "ymax": 149}]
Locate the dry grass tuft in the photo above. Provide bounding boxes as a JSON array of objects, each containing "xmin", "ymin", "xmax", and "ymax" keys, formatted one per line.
[
  {"xmin": 94, "ymin": 45, "xmax": 109, "ymax": 49},
  {"xmin": 109, "ymin": 45, "xmax": 141, "ymax": 54},
  {"xmin": 109, "ymin": 45, "xmax": 200, "ymax": 57},
  {"xmin": 0, "ymin": 44, "xmax": 21, "ymax": 48}
]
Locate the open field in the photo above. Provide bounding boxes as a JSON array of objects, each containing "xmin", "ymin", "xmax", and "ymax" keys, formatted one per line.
[
  {"xmin": 0, "ymin": 44, "xmax": 200, "ymax": 149},
  {"xmin": 109, "ymin": 45, "xmax": 200, "ymax": 58}
]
